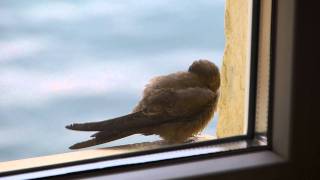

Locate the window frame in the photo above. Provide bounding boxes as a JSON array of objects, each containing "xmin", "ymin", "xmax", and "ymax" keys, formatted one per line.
[{"xmin": 0, "ymin": 0, "xmax": 294, "ymax": 178}]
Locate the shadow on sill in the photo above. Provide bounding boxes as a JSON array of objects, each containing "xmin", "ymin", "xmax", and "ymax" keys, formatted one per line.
[{"xmin": 0, "ymin": 135, "xmax": 216, "ymax": 174}]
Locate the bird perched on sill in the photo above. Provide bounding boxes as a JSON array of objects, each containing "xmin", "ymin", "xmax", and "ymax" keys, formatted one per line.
[{"xmin": 66, "ymin": 59, "xmax": 220, "ymax": 149}]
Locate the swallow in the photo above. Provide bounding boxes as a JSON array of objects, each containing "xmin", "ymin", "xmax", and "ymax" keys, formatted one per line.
[{"xmin": 66, "ymin": 59, "xmax": 220, "ymax": 149}]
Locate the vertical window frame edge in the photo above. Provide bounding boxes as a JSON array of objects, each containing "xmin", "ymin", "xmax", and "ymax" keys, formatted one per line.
[{"xmin": 247, "ymin": 0, "xmax": 261, "ymax": 139}]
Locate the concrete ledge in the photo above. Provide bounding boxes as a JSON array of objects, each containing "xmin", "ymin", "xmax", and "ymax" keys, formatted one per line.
[{"xmin": 0, "ymin": 135, "xmax": 215, "ymax": 174}]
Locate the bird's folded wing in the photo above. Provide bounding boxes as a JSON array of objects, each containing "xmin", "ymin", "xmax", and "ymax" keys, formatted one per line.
[
  {"xmin": 142, "ymin": 87, "xmax": 217, "ymax": 118},
  {"xmin": 66, "ymin": 87, "xmax": 217, "ymax": 132},
  {"xmin": 66, "ymin": 87, "xmax": 217, "ymax": 149},
  {"xmin": 66, "ymin": 112, "xmax": 149, "ymax": 132}
]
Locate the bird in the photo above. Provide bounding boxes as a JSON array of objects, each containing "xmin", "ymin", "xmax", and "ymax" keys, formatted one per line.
[{"xmin": 66, "ymin": 59, "xmax": 220, "ymax": 149}]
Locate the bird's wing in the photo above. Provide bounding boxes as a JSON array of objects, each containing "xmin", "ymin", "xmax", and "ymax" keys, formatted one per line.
[
  {"xmin": 67, "ymin": 87, "xmax": 216, "ymax": 132},
  {"xmin": 141, "ymin": 87, "xmax": 217, "ymax": 118},
  {"xmin": 66, "ymin": 87, "xmax": 217, "ymax": 149}
]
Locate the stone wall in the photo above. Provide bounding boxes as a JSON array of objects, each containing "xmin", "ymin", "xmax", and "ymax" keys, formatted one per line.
[{"xmin": 216, "ymin": 0, "xmax": 251, "ymax": 137}]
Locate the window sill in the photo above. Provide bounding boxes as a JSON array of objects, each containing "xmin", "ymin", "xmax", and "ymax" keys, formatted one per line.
[
  {"xmin": 0, "ymin": 135, "xmax": 267, "ymax": 179},
  {"xmin": 0, "ymin": 135, "xmax": 215, "ymax": 176}
]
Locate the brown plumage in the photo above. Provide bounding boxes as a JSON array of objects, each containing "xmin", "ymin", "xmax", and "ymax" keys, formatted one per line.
[{"xmin": 66, "ymin": 59, "xmax": 220, "ymax": 149}]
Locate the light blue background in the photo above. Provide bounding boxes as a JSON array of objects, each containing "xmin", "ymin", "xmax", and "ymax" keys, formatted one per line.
[{"xmin": 0, "ymin": 0, "xmax": 225, "ymax": 161}]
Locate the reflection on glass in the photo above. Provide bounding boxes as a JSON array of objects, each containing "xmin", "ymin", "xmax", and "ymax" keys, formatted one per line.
[{"xmin": 0, "ymin": 0, "xmax": 225, "ymax": 161}]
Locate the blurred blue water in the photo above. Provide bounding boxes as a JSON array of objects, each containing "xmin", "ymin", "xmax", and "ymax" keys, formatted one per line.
[{"xmin": 0, "ymin": 0, "xmax": 225, "ymax": 162}]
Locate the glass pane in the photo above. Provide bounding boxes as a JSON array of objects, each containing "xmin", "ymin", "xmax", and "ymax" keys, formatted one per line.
[{"xmin": 0, "ymin": 0, "xmax": 225, "ymax": 162}]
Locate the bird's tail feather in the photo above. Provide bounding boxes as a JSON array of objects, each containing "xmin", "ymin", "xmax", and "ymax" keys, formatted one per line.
[
  {"xmin": 66, "ymin": 111, "xmax": 158, "ymax": 149},
  {"xmin": 69, "ymin": 130, "xmax": 137, "ymax": 149},
  {"xmin": 66, "ymin": 111, "xmax": 185, "ymax": 149},
  {"xmin": 66, "ymin": 111, "xmax": 148, "ymax": 132}
]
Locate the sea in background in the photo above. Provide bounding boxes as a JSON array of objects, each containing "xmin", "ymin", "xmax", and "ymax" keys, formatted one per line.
[{"xmin": 0, "ymin": 0, "xmax": 225, "ymax": 162}]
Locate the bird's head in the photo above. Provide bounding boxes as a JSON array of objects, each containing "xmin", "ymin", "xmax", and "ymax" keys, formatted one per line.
[{"xmin": 188, "ymin": 59, "xmax": 220, "ymax": 92}]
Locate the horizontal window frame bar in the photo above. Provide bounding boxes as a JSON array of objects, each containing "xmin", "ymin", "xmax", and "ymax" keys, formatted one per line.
[
  {"xmin": 73, "ymin": 150, "xmax": 287, "ymax": 180},
  {"xmin": 1, "ymin": 135, "xmax": 269, "ymax": 179}
]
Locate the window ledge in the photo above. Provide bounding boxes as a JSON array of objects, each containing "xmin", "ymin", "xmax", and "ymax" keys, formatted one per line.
[
  {"xmin": 0, "ymin": 135, "xmax": 215, "ymax": 176},
  {"xmin": 0, "ymin": 136, "xmax": 267, "ymax": 179}
]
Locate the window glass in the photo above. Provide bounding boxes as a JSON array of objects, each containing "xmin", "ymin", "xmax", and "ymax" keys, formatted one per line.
[{"xmin": 0, "ymin": 0, "xmax": 225, "ymax": 162}]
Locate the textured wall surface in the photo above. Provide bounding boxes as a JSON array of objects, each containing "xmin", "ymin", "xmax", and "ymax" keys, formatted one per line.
[{"xmin": 217, "ymin": 0, "xmax": 250, "ymax": 137}]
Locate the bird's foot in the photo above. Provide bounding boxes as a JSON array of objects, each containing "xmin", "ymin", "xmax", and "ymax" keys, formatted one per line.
[{"xmin": 185, "ymin": 136, "xmax": 198, "ymax": 143}]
